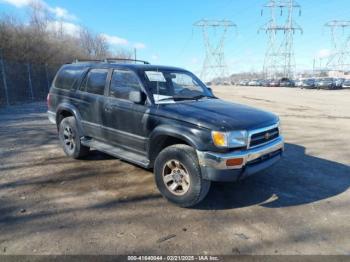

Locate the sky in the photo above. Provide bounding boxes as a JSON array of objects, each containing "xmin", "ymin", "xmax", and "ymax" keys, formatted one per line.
[{"xmin": 1, "ymin": 0, "xmax": 350, "ymax": 75}]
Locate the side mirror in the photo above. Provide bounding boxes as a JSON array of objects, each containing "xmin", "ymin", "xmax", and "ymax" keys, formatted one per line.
[
  {"xmin": 129, "ymin": 90, "xmax": 143, "ymax": 104},
  {"xmin": 207, "ymin": 87, "xmax": 214, "ymax": 96}
]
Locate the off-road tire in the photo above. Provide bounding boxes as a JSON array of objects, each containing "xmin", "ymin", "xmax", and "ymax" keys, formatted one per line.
[
  {"xmin": 58, "ymin": 116, "xmax": 89, "ymax": 159},
  {"xmin": 154, "ymin": 144, "xmax": 211, "ymax": 207}
]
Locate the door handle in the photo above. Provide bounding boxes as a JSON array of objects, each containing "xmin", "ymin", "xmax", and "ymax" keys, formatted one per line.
[
  {"xmin": 104, "ymin": 104, "xmax": 113, "ymax": 112},
  {"xmin": 105, "ymin": 103, "xmax": 120, "ymax": 112}
]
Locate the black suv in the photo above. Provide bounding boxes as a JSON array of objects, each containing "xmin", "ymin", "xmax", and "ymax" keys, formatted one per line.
[{"xmin": 47, "ymin": 59, "xmax": 284, "ymax": 207}]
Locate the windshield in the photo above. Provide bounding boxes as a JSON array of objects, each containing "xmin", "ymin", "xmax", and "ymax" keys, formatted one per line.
[{"xmin": 143, "ymin": 70, "xmax": 213, "ymax": 103}]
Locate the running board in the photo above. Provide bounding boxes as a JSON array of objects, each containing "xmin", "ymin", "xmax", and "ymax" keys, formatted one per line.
[{"xmin": 81, "ymin": 138, "xmax": 150, "ymax": 168}]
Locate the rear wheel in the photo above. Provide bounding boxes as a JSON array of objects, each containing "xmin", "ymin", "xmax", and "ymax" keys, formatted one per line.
[
  {"xmin": 154, "ymin": 144, "xmax": 211, "ymax": 207},
  {"xmin": 58, "ymin": 116, "xmax": 89, "ymax": 159}
]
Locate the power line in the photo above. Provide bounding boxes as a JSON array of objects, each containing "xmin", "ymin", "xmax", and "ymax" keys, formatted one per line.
[
  {"xmin": 324, "ymin": 20, "xmax": 350, "ymax": 71},
  {"xmin": 259, "ymin": 0, "xmax": 302, "ymax": 79},
  {"xmin": 193, "ymin": 19, "xmax": 237, "ymax": 82}
]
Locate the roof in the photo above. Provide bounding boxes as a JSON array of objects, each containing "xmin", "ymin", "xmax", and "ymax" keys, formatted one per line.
[{"xmin": 64, "ymin": 61, "xmax": 186, "ymax": 72}]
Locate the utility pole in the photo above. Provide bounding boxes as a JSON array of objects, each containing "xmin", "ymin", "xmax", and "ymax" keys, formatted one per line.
[
  {"xmin": 324, "ymin": 20, "xmax": 350, "ymax": 72},
  {"xmin": 194, "ymin": 19, "xmax": 236, "ymax": 83},
  {"xmin": 259, "ymin": 0, "xmax": 302, "ymax": 79},
  {"xmin": 0, "ymin": 49, "xmax": 9, "ymax": 106}
]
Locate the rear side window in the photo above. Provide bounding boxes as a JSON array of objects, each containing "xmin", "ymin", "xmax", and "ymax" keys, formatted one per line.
[
  {"xmin": 80, "ymin": 69, "xmax": 108, "ymax": 95},
  {"xmin": 54, "ymin": 67, "xmax": 85, "ymax": 90},
  {"xmin": 109, "ymin": 69, "xmax": 142, "ymax": 100}
]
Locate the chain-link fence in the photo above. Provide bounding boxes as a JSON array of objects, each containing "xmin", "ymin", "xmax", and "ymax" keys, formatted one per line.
[{"xmin": 0, "ymin": 58, "xmax": 61, "ymax": 106}]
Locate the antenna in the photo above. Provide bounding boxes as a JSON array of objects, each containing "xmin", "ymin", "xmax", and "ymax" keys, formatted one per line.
[
  {"xmin": 324, "ymin": 20, "xmax": 350, "ymax": 72},
  {"xmin": 259, "ymin": 0, "xmax": 302, "ymax": 79},
  {"xmin": 194, "ymin": 19, "xmax": 237, "ymax": 82}
]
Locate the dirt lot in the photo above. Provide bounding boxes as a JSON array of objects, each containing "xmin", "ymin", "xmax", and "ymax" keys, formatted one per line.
[{"xmin": 0, "ymin": 86, "xmax": 349, "ymax": 255}]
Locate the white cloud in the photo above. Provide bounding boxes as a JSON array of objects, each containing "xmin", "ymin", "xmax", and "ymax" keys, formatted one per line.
[
  {"xmin": 49, "ymin": 6, "xmax": 77, "ymax": 21},
  {"xmin": 133, "ymin": 42, "xmax": 146, "ymax": 49},
  {"xmin": 47, "ymin": 20, "xmax": 81, "ymax": 36},
  {"xmin": 1, "ymin": 0, "xmax": 31, "ymax": 7},
  {"xmin": 317, "ymin": 49, "xmax": 331, "ymax": 58},
  {"xmin": 101, "ymin": 33, "xmax": 129, "ymax": 46},
  {"xmin": 1, "ymin": 0, "xmax": 77, "ymax": 21}
]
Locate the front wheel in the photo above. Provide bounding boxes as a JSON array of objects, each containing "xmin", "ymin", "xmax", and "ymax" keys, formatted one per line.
[{"xmin": 154, "ymin": 144, "xmax": 211, "ymax": 207}]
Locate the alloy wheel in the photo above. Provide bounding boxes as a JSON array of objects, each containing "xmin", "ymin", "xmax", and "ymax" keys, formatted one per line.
[{"xmin": 162, "ymin": 159, "xmax": 191, "ymax": 196}]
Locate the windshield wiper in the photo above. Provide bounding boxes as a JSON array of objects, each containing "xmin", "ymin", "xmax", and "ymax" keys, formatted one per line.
[
  {"xmin": 192, "ymin": 95, "xmax": 210, "ymax": 100},
  {"xmin": 173, "ymin": 95, "xmax": 197, "ymax": 101},
  {"xmin": 155, "ymin": 97, "xmax": 174, "ymax": 102},
  {"xmin": 173, "ymin": 95, "xmax": 212, "ymax": 101},
  {"xmin": 156, "ymin": 95, "xmax": 197, "ymax": 102},
  {"xmin": 155, "ymin": 95, "xmax": 213, "ymax": 103}
]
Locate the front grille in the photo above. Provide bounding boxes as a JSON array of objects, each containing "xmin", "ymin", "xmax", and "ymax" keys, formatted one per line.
[{"xmin": 249, "ymin": 127, "xmax": 279, "ymax": 148}]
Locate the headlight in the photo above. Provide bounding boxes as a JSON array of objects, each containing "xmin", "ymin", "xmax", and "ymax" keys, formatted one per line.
[{"xmin": 212, "ymin": 130, "xmax": 248, "ymax": 148}]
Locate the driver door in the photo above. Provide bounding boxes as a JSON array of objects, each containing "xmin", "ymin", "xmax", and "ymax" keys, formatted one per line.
[{"xmin": 102, "ymin": 69, "xmax": 149, "ymax": 154}]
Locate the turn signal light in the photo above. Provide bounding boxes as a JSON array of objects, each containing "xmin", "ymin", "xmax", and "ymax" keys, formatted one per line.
[{"xmin": 226, "ymin": 158, "xmax": 243, "ymax": 167}]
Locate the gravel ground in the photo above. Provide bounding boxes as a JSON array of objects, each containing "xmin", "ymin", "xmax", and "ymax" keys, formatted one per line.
[{"xmin": 0, "ymin": 86, "xmax": 349, "ymax": 255}]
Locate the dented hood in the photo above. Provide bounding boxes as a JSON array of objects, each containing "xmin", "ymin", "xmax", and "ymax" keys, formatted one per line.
[{"xmin": 156, "ymin": 98, "xmax": 278, "ymax": 131}]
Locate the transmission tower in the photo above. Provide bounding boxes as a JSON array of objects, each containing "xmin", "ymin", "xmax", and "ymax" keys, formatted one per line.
[
  {"xmin": 194, "ymin": 19, "xmax": 236, "ymax": 82},
  {"xmin": 259, "ymin": 0, "xmax": 302, "ymax": 79},
  {"xmin": 324, "ymin": 20, "xmax": 350, "ymax": 72}
]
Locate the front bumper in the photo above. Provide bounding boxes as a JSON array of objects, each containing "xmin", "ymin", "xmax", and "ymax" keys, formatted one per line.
[
  {"xmin": 197, "ymin": 136, "xmax": 284, "ymax": 182},
  {"xmin": 48, "ymin": 111, "xmax": 56, "ymax": 124}
]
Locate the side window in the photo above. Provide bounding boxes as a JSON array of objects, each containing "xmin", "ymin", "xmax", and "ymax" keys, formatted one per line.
[
  {"xmin": 54, "ymin": 67, "xmax": 85, "ymax": 90},
  {"xmin": 109, "ymin": 70, "xmax": 142, "ymax": 100},
  {"xmin": 80, "ymin": 69, "xmax": 108, "ymax": 95}
]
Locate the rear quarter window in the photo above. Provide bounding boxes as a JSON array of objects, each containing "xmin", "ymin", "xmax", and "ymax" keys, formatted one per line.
[
  {"xmin": 80, "ymin": 69, "xmax": 108, "ymax": 95},
  {"xmin": 54, "ymin": 67, "xmax": 85, "ymax": 90}
]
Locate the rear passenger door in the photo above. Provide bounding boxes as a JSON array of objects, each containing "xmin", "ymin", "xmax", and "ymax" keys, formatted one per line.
[
  {"xmin": 102, "ymin": 69, "xmax": 149, "ymax": 154},
  {"xmin": 75, "ymin": 68, "xmax": 109, "ymax": 139}
]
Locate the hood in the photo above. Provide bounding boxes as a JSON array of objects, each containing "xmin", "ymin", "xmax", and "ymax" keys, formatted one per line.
[{"xmin": 156, "ymin": 98, "xmax": 278, "ymax": 131}]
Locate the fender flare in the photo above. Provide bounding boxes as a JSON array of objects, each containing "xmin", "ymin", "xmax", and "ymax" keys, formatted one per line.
[
  {"xmin": 147, "ymin": 124, "xmax": 206, "ymax": 163},
  {"xmin": 56, "ymin": 103, "xmax": 85, "ymax": 135}
]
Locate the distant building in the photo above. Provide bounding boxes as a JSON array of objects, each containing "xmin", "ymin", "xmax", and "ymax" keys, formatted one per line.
[{"xmin": 328, "ymin": 70, "xmax": 350, "ymax": 78}]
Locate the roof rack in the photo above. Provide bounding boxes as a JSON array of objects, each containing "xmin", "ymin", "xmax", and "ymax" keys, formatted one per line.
[{"xmin": 73, "ymin": 58, "xmax": 150, "ymax": 65}]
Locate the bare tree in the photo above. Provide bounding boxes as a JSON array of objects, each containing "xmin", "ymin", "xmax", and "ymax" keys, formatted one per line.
[
  {"xmin": 79, "ymin": 28, "xmax": 110, "ymax": 59},
  {"xmin": 0, "ymin": 5, "xmax": 130, "ymax": 65}
]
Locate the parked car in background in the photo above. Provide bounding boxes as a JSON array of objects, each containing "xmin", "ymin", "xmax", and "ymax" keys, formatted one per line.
[
  {"xmin": 315, "ymin": 78, "xmax": 338, "ymax": 89},
  {"xmin": 257, "ymin": 79, "xmax": 266, "ymax": 86},
  {"xmin": 342, "ymin": 79, "xmax": 350, "ymax": 89},
  {"xmin": 295, "ymin": 79, "xmax": 304, "ymax": 87},
  {"xmin": 300, "ymin": 78, "xmax": 316, "ymax": 89},
  {"xmin": 238, "ymin": 80, "xmax": 249, "ymax": 86},
  {"xmin": 334, "ymin": 78, "xmax": 345, "ymax": 88},
  {"xmin": 268, "ymin": 79, "xmax": 280, "ymax": 87},
  {"xmin": 262, "ymin": 79, "xmax": 272, "ymax": 87},
  {"xmin": 248, "ymin": 80, "xmax": 261, "ymax": 86},
  {"xmin": 279, "ymin": 78, "xmax": 295, "ymax": 87}
]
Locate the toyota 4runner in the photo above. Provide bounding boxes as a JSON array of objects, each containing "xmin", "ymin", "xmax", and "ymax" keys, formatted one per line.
[{"xmin": 47, "ymin": 59, "xmax": 284, "ymax": 207}]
